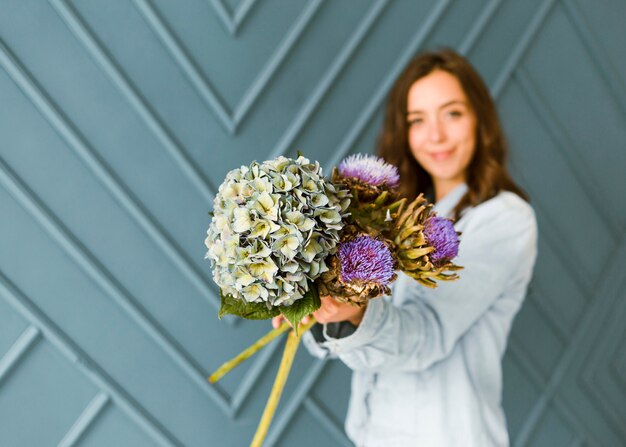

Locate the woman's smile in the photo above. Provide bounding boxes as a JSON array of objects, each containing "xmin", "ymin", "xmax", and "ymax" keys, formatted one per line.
[{"xmin": 428, "ymin": 148, "xmax": 455, "ymax": 162}]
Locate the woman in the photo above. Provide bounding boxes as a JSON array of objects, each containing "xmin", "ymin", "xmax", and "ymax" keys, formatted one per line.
[{"xmin": 275, "ymin": 49, "xmax": 537, "ymax": 446}]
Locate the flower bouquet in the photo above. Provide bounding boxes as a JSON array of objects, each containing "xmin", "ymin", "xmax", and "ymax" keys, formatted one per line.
[{"xmin": 205, "ymin": 153, "xmax": 461, "ymax": 446}]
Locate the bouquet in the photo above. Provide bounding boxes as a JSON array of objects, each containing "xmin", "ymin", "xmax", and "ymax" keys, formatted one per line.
[{"xmin": 205, "ymin": 153, "xmax": 461, "ymax": 446}]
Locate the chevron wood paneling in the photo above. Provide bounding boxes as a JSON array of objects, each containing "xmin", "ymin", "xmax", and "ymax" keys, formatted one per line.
[{"xmin": 1, "ymin": 0, "xmax": 625, "ymax": 445}]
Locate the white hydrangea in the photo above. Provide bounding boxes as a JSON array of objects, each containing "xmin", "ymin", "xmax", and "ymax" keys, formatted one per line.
[{"xmin": 205, "ymin": 156, "xmax": 350, "ymax": 307}]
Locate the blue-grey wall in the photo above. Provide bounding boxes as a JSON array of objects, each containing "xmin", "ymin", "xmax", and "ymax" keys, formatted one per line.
[{"xmin": 1, "ymin": 0, "xmax": 625, "ymax": 446}]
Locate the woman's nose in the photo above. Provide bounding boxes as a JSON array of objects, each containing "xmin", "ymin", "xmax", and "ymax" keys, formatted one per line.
[{"xmin": 429, "ymin": 119, "xmax": 445, "ymax": 143}]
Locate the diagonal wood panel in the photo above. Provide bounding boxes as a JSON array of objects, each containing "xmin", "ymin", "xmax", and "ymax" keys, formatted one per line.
[
  {"xmin": 51, "ymin": 0, "xmax": 218, "ymax": 204},
  {"xmin": 0, "ymin": 325, "xmax": 39, "ymax": 386},
  {"xmin": 0, "ymin": 154, "xmax": 228, "ymax": 410},
  {"xmin": 502, "ymin": 2, "xmax": 626, "ymax": 445},
  {"xmin": 514, "ymin": 238, "xmax": 626, "ymax": 446},
  {"xmin": 268, "ymin": 0, "xmax": 390, "ymax": 160},
  {"xmin": 581, "ymin": 286, "xmax": 626, "ymax": 438},
  {"xmin": 133, "ymin": 0, "xmax": 322, "ymax": 134},
  {"xmin": 57, "ymin": 392, "xmax": 111, "ymax": 447},
  {"xmin": 0, "ymin": 272, "xmax": 180, "ymax": 446},
  {"xmin": 207, "ymin": 0, "xmax": 258, "ymax": 35},
  {"xmin": 0, "ymin": 40, "xmax": 222, "ymax": 316}
]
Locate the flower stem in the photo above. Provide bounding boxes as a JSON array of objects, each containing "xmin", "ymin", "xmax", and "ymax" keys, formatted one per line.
[
  {"xmin": 208, "ymin": 323, "xmax": 291, "ymax": 384},
  {"xmin": 250, "ymin": 318, "xmax": 316, "ymax": 447}
]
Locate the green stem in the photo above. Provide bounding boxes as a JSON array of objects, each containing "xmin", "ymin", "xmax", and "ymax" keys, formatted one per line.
[
  {"xmin": 387, "ymin": 197, "xmax": 407, "ymax": 213},
  {"xmin": 250, "ymin": 318, "xmax": 316, "ymax": 447},
  {"xmin": 208, "ymin": 322, "xmax": 291, "ymax": 384},
  {"xmin": 373, "ymin": 190, "xmax": 389, "ymax": 206}
]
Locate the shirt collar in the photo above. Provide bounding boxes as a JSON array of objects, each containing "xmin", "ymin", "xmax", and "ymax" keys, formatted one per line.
[{"xmin": 433, "ymin": 183, "xmax": 468, "ymax": 218}]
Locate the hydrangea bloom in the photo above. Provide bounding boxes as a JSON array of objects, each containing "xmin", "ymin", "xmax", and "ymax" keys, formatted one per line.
[
  {"xmin": 339, "ymin": 235, "xmax": 395, "ymax": 285},
  {"xmin": 424, "ymin": 217, "xmax": 459, "ymax": 265},
  {"xmin": 205, "ymin": 156, "xmax": 350, "ymax": 306},
  {"xmin": 338, "ymin": 154, "xmax": 400, "ymax": 189}
]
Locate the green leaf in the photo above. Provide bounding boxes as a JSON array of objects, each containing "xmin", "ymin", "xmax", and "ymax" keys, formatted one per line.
[
  {"xmin": 218, "ymin": 291, "xmax": 280, "ymax": 320},
  {"xmin": 279, "ymin": 281, "xmax": 321, "ymax": 334}
]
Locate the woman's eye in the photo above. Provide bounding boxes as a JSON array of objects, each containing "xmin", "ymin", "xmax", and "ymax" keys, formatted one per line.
[
  {"xmin": 446, "ymin": 110, "xmax": 463, "ymax": 118},
  {"xmin": 408, "ymin": 118, "xmax": 423, "ymax": 126}
]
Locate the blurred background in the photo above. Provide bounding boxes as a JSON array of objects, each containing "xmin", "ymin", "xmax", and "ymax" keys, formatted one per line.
[{"xmin": 1, "ymin": 0, "xmax": 625, "ymax": 445}]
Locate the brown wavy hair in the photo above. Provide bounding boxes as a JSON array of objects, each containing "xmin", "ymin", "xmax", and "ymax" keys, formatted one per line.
[{"xmin": 377, "ymin": 48, "xmax": 528, "ymax": 221}]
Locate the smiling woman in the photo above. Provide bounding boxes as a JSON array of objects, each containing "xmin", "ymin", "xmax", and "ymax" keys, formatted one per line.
[{"xmin": 301, "ymin": 49, "xmax": 538, "ymax": 447}]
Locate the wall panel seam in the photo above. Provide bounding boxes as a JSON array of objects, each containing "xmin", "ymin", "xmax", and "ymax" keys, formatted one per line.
[
  {"xmin": 57, "ymin": 391, "xmax": 110, "ymax": 447},
  {"xmin": 303, "ymin": 395, "xmax": 352, "ymax": 447},
  {"xmin": 506, "ymin": 163, "xmax": 592, "ymax": 297},
  {"xmin": 0, "ymin": 272, "xmax": 182, "ymax": 447},
  {"xmin": 458, "ymin": 0, "xmax": 503, "ymax": 55},
  {"xmin": 0, "ymin": 156, "xmax": 230, "ymax": 412},
  {"xmin": 610, "ymin": 340, "xmax": 626, "ymax": 388},
  {"xmin": 326, "ymin": 0, "xmax": 452, "ymax": 171},
  {"xmin": 579, "ymin": 279, "xmax": 626, "ymax": 438},
  {"xmin": 132, "ymin": 0, "xmax": 323, "ymax": 134},
  {"xmin": 508, "ymin": 336, "xmax": 548, "ymax": 389},
  {"xmin": 507, "ymin": 340, "xmax": 594, "ymax": 446},
  {"xmin": 264, "ymin": 358, "xmax": 328, "ymax": 447},
  {"xmin": 207, "ymin": 0, "xmax": 258, "ymax": 35},
  {"xmin": 50, "ymin": 0, "xmax": 218, "ymax": 204},
  {"xmin": 569, "ymin": 436, "xmax": 585, "ymax": 447},
  {"xmin": 0, "ymin": 38, "xmax": 223, "ymax": 314},
  {"xmin": 561, "ymin": 0, "xmax": 626, "ymax": 120},
  {"xmin": 131, "ymin": 0, "xmax": 232, "ymax": 132},
  {"xmin": 514, "ymin": 68, "xmax": 619, "ymax": 237},
  {"xmin": 230, "ymin": 332, "xmax": 284, "ymax": 416},
  {"xmin": 579, "ymin": 353, "xmax": 626, "ymax": 440},
  {"xmin": 513, "ymin": 238, "xmax": 626, "ymax": 446},
  {"xmin": 527, "ymin": 287, "xmax": 572, "ymax": 344},
  {"xmin": 231, "ymin": 0, "xmax": 323, "ymax": 130},
  {"xmin": 491, "ymin": 0, "xmax": 556, "ymax": 97},
  {"xmin": 268, "ymin": 0, "xmax": 390, "ymax": 160},
  {"xmin": 0, "ymin": 324, "xmax": 40, "ymax": 386}
]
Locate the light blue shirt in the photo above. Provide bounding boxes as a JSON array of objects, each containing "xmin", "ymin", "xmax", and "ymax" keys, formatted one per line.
[{"xmin": 304, "ymin": 184, "xmax": 538, "ymax": 446}]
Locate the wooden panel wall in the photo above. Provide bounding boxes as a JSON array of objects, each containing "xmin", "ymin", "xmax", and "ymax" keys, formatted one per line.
[{"xmin": 1, "ymin": 1, "xmax": 624, "ymax": 445}]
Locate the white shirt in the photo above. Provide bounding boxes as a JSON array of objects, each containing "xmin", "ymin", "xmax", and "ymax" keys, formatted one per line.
[{"xmin": 304, "ymin": 183, "xmax": 538, "ymax": 446}]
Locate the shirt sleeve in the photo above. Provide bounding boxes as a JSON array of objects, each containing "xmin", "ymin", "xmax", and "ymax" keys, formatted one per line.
[
  {"xmin": 301, "ymin": 322, "xmax": 357, "ymax": 359},
  {"xmin": 318, "ymin": 195, "xmax": 538, "ymax": 373}
]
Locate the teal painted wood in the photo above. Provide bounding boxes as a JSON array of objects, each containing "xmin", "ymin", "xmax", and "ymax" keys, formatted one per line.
[{"xmin": 1, "ymin": 0, "xmax": 625, "ymax": 445}]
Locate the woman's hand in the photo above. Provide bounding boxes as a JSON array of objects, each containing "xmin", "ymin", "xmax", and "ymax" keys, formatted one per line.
[
  {"xmin": 271, "ymin": 296, "xmax": 366, "ymax": 329},
  {"xmin": 271, "ymin": 314, "xmax": 311, "ymax": 329},
  {"xmin": 314, "ymin": 296, "xmax": 366, "ymax": 326}
]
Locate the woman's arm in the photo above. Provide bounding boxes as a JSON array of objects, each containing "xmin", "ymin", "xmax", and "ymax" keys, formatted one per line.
[{"xmin": 317, "ymin": 195, "xmax": 538, "ymax": 373}]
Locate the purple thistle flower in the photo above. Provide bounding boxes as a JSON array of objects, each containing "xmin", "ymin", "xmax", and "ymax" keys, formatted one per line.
[
  {"xmin": 339, "ymin": 236, "xmax": 395, "ymax": 285},
  {"xmin": 424, "ymin": 217, "xmax": 459, "ymax": 265},
  {"xmin": 338, "ymin": 154, "xmax": 400, "ymax": 189}
]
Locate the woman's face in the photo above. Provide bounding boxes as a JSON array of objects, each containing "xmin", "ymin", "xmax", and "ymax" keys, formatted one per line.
[{"xmin": 406, "ymin": 70, "xmax": 477, "ymax": 198}]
